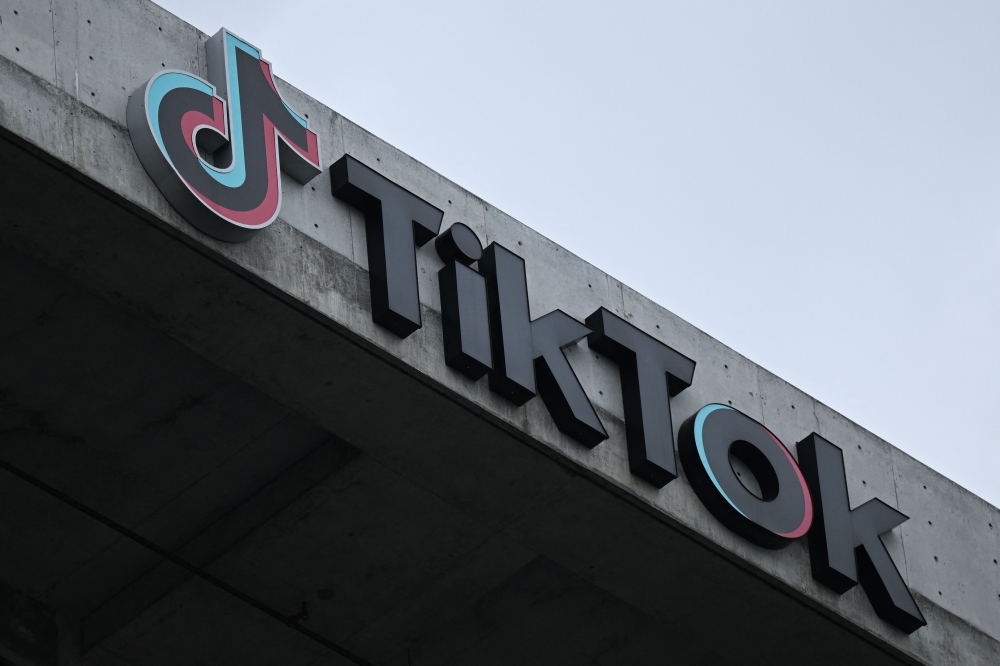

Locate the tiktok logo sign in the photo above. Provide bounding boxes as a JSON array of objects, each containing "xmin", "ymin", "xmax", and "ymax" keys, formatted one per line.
[
  {"xmin": 127, "ymin": 29, "xmax": 321, "ymax": 242},
  {"xmin": 123, "ymin": 28, "xmax": 927, "ymax": 636}
]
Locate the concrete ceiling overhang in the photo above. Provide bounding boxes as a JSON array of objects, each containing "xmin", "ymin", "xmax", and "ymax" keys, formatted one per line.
[{"xmin": 0, "ymin": 123, "xmax": 957, "ymax": 666}]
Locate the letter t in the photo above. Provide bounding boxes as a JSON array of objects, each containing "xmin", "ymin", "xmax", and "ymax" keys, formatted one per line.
[
  {"xmin": 330, "ymin": 155, "xmax": 443, "ymax": 338},
  {"xmin": 585, "ymin": 308, "xmax": 695, "ymax": 488}
]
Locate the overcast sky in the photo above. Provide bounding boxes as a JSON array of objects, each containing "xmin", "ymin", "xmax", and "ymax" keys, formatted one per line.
[{"xmin": 154, "ymin": 0, "xmax": 1000, "ymax": 508}]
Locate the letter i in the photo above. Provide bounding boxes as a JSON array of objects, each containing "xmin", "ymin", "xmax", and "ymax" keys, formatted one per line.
[{"xmin": 436, "ymin": 224, "xmax": 492, "ymax": 379}]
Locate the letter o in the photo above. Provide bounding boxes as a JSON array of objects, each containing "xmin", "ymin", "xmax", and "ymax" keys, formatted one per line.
[{"xmin": 679, "ymin": 404, "xmax": 813, "ymax": 549}]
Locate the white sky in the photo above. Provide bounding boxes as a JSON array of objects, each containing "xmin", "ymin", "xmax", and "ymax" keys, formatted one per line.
[{"xmin": 154, "ymin": 0, "xmax": 1000, "ymax": 508}]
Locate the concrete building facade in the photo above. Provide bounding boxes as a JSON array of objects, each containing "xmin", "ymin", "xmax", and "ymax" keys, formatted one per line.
[{"xmin": 0, "ymin": 1, "xmax": 997, "ymax": 664}]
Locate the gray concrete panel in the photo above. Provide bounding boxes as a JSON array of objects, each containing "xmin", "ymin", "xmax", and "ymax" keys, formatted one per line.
[
  {"xmin": 892, "ymin": 448, "xmax": 1000, "ymax": 639},
  {"xmin": 0, "ymin": 1, "xmax": 56, "ymax": 86}
]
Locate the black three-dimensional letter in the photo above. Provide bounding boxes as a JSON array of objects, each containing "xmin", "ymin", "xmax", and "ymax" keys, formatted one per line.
[
  {"xmin": 480, "ymin": 243, "xmax": 608, "ymax": 448},
  {"xmin": 586, "ymin": 308, "xmax": 695, "ymax": 488},
  {"xmin": 798, "ymin": 434, "xmax": 926, "ymax": 634},
  {"xmin": 330, "ymin": 155, "xmax": 443, "ymax": 338},
  {"xmin": 436, "ymin": 224, "xmax": 492, "ymax": 379}
]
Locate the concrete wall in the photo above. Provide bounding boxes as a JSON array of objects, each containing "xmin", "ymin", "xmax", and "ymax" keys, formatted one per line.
[{"xmin": 0, "ymin": 0, "xmax": 997, "ymax": 663}]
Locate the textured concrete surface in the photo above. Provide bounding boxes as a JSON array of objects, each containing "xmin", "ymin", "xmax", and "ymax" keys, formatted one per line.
[{"xmin": 0, "ymin": 0, "xmax": 997, "ymax": 664}]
